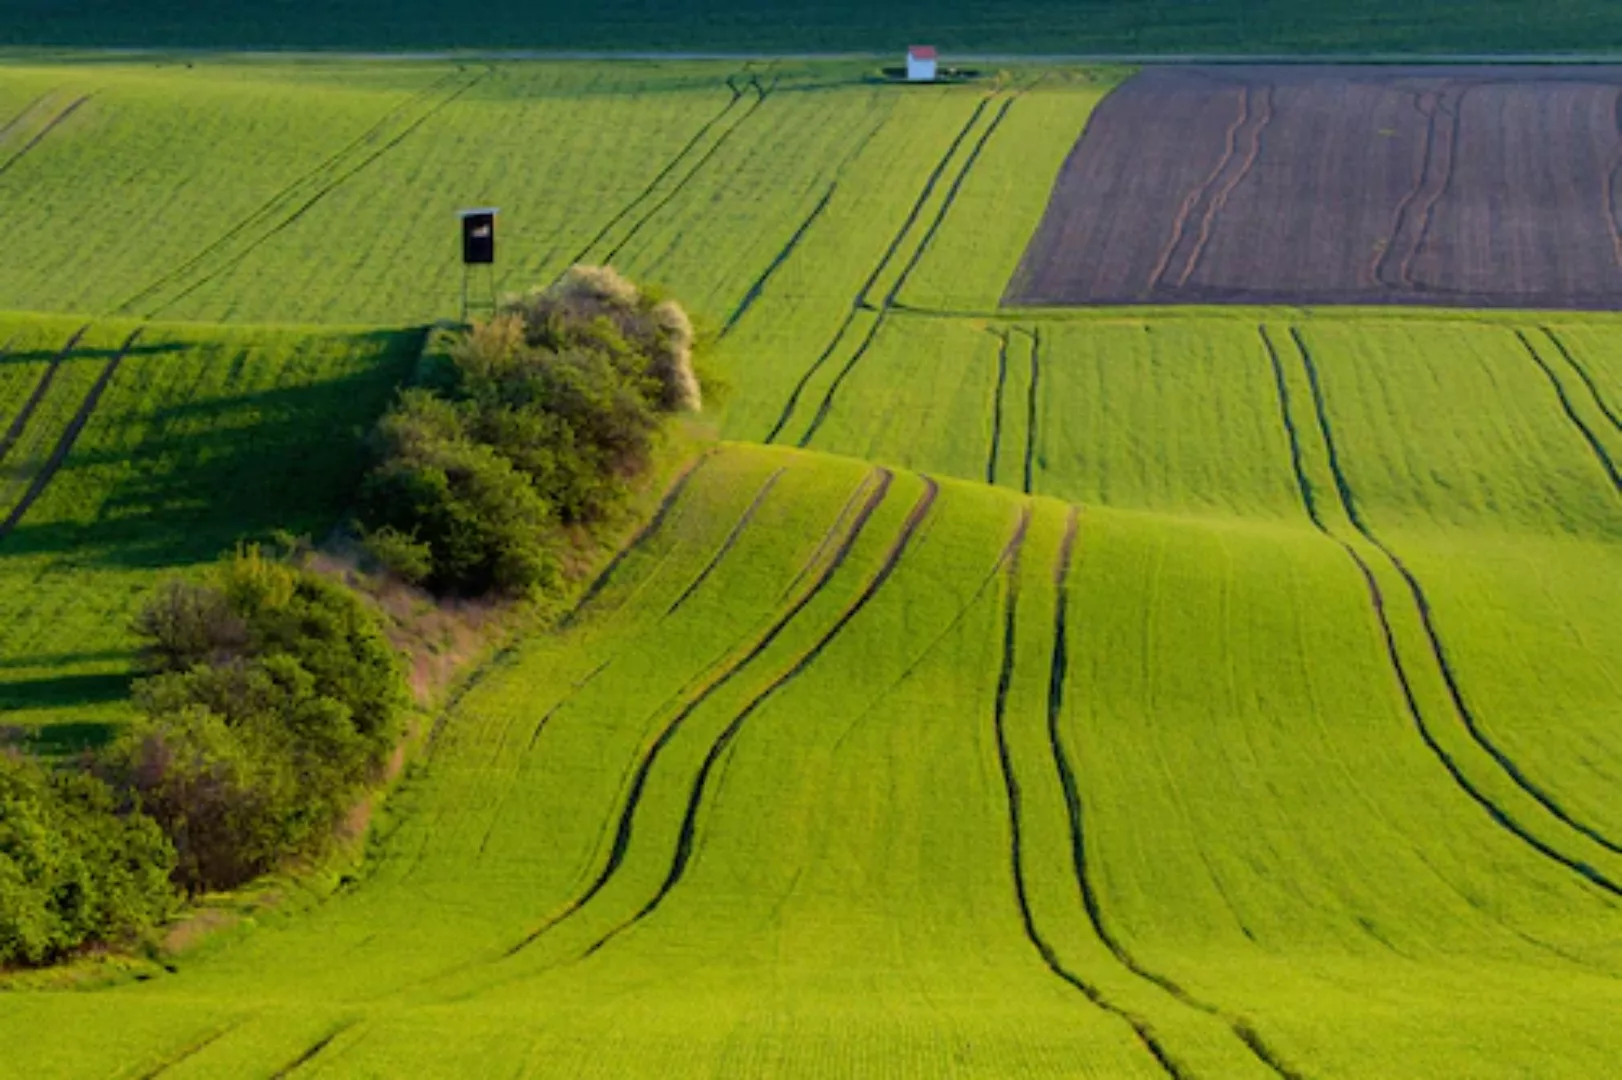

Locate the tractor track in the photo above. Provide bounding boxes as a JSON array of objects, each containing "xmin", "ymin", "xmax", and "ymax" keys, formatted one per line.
[
  {"xmin": 1396, "ymin": 87, "xmax": 1466, "ymax": 288},
  {"xmin": 1373, "ymin": 88, "xmax": 1443, "ymax": 288},
  {"xmin": 1175, "ymin": 82, "xmax": 1274, "ymax": 287},
  {"xmin": 764, "ymin": 94, "xmax": 996, "ymax": 443},
  {"xmin": 1044, "ymin": 506, "xmax": 1303, "ymax": 1080},
  {"xmin": 0, "ymin": 91, "xmax": 54, "ymax": 143},
  {"xmin": 797, "ymin": 92, "xmax": 1022, "ymax": 447},
  {"xmin": 986, "ymin": 329, "xmax": 1011, "ymax": 484},
  {"xmin": 1266, "ymin": 326, "xmax": 1622, "ymax": 898},
  {"xmin": 1513, "ymin": 330, "xmax": 1622, "ymax": 492},
  {"xmin": 0, "ymin": 325, "xmax": 87, "ymax": 468},
  {"xmin": 499, "ymin": 470, "xmax": 895, "ymax": 959},
  {"xmin": 1148, "ymin": 83, "xmax": 1250, "ymax": 293},
  {"xmin": 989, "ymin": 507, "xmax": 1187, "ymax": 1080},
  {"xmin": 1542, "ymin": 327, "xmax": 1622, "ymax": 435},
  {"xmin": 1603, "ymin": 88, "xmax": 1622, "ymax": 268},
  {"xmin": 1019, "ymin": 327, "xmax": 1041, "ymax": 493},
  {"xmin": 0, "ymin": 327, "xmax": 139, "ymax": 541},
  {"xmin": 0, "ymin": 94, "xmax": 92, "ymax": 181},
  {"xmin": 666, "ymin": 467, "xmax": 785, "ymax": 616},
  {"xmin": 722, "ymin": 181, "xmax": 837, "ymax": 337},
  {"xmin": 269, "ymin": 1020, "xmax": 360, "ymax": 1078},
  {"xmin": 134, "ymin": 1023, "xmax": 240, "ymax": 1079},
  {"xmin": 577, "ymin": 477, "xmax": 939, "ymax": 959}
]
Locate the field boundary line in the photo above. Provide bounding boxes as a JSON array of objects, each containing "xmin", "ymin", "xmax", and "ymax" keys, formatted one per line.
[
  {"xmin": 576, "ymin": 476, "xmax": 940, "ymax": 960},
  {"xmin": 763, "ymin": 91, "xmax": 996, "ymax": 443},
  {"xmin": 1044, "ymin": 505, "xmax": 1303, "ymax": 1079},
  {"xmin": 990, "ymin": 504, "xmax": 1188, "ymax": 1080},
  {"xmin": 1513, "ymin": 330, "xmax": 1622, "ymax": 491},
  {"xmin": 1271, "ymin": 325, "xmax": 1622, "ymax": 893},
  {"xmin": 0, "ymin": 323, "xmax": 87, "ymax": 467},
  {"xmin": 495, "ymin": 469, "xmax": 895, "ymax": 960},
  {"xmin": 797, "ymin": 89, "xmax": 1024, "ymax": 446},
  {"xmin": 0, "ymin": 326, "xmax": 138, "ymax": 541},
  {"xmin": 986, "ymin": 328, "xmax": 1010, "ymax": 484},
  {"xmin": 0, "ymin": 92, "xmax": 91, "ymax": 181},
  {"xmin": 1540, "ymin": 328, "xmax": 1622, "ymax": 436}
]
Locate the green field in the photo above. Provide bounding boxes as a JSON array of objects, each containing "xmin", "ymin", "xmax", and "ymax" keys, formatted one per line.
[{"xmin": 1, "ymin": 54, "xmax": 1621, "ymax": 1078}]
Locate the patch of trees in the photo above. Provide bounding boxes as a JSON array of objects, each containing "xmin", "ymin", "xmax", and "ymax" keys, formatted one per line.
[{"xmin": 359, "ymin": 266, "xmax": 702, "ymax": 598}]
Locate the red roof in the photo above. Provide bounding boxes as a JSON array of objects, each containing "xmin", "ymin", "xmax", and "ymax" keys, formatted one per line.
[{"xmin": 908, "ymin": 45, "xmax": 937, "ymax": 59}]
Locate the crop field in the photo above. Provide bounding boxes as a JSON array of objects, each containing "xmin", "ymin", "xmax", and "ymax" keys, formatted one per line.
[{"xmin": 0, "ymin": 53, "xmax": 1621, "ymax": 1079}]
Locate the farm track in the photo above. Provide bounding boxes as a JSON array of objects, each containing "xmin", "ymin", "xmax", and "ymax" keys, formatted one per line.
[
  {"xmin": 0, "ymin": 94, "xmax": 92, "ymax": 182},
  {"xmin": 133, "ymin": 1024, "xmax": 239, "ymax": 1080},
  {"xmin": 577, "ymin": 477, "xmax": 940, "ymax": 959},
  {"xmin": 0, "ymin": 325, "xmax": 87, "ymax": 468},
  {"xmin": 988, "ymin": 506, "xmax": 1186, "ymax": 1080},
  {"xmin": 1175, "ymin": 83, "xmax": 1274, "ymax": 287},
  {"xmin": 986, "ymin": 329, "xmax": 1010, "ymax": 484},
  {"xmin": 666, "ymin": 468, "xmax": 785, "ymax": 615},
  {"xmin": 721, "ymin": 181, "xmax": 837, "ymax": 337},
  {"xmin": 499, "ymin": 470, "xmax": 895, "ymax": 960},
  {"xmin": 794, "ymin": 89, "xmax": 1025, "ymax": 447},
  {"xmin": 1396, "ymin": 88, "xmax": 1465, "ymax": 288},
  {"xmin": 1147, "ymin": 83, "xmax": 1249, "ymax": 292},
  {"xmin": 1603, "ymin": 88, "xmax": 1622, "ymax": 268},
  {"xmin": 268, "ymin": 1020, "xmax": 359, "ymax": 1078},
  {"xmin": 1043, "ymin": 508, "xmax": 1302, "ymax": 1080},
  {"xmin": 1514, "ymin": 331, "xmax": 1622, "ymax": 491},
  {"xmin": 115, "ymin": 67, "xmax": 489, "ymax": 318},
  {"xmin": 1020, "ymin": 327, "xmax": 1041, "ymax": 493},
  {"xmin": 0, "ymin": 92, "xmax": 54, "ymax": 144},
  {"xmin": 1264, "ymin": 326, "xmax": 1622, "ymax": 896},
  {"xmin": 763, "ymin": 93, "xmax": 996, "ymax": 444},
  {"xmin": 1542, "ymin": 328, "xmax": 1622, "ymax": 436},
  {"xmin": 0, "ymin": 328, "xmax": 140, "ymax": 541}
]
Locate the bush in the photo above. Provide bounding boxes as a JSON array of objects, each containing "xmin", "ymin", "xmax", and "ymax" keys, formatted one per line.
[{"xmin": 0, "ymin": 752, "xmax": 174, "ymax": 966}]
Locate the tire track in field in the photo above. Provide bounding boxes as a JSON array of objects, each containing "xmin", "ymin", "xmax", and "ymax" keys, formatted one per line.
[
  {"xmin": 577, "ymin": 477, "xmax": 939, "ymax": 959},
  {"xmin": 1174, "ymin": 82, "xmax": 1274, "ymax": 288},
  {"xmin": 721, "ymin": 181, "xmax": 838, "ymax": 338},
  {"xmin": 1146, "ymin": 83, "xmax": 1249, "ymax": 294},
  {"xmin": 597, "ymin": 74, "xmax": 775, "ymax": 269},
  {"xmin": 0, "ymin": 324, "xmax": 87, "ymax": 467},
  {"xmin": 666, "ymin": 467, "xmax": 786, "ymax": 615},
  {"xmin": 796, "ymin": 92, "xmax": 1022, "ymax": 447},
  {"xmin": 1019, "ymin": 326, "xmax": 1041, "ymax": 494},
  {"xmin": 124, "ymin": 68, "xmax": 491, "ymax": 318},
  {"xmin": 0, "ymin": 91, "xmax": 54, "ymax": 144},
  {"xmin": 1372, "ymin": 88, "xmax": 1442, "ymax": 288},
  {"xmin": 1540, "ymin": 328, "xmax": 1622, "ymax": 437},
  {"xmin": 763, "ymin": 93, "xmax": 996, "ymax": 443},
  {"xmin": 0, "ymin": 327, "xmax": 139, "ymax": 541},
  {"xmin": 1602, "ymin": 89, "xmax": 1622, "ymax": 268},
  {"xmin": 1396, "ymin": 86, "xmax": 1465, "ymax": 289},
  {"xmin": 268, "ymin": 1019, "xmax": 360, "ymax": 1078},
  {"xmin": 499, "ymin": 471, "xmax": 895, "ymax": 959},
  {"xmin": 1513, "ymin": 330, "xmax": 1622, "ymax": 492},
  {"xmin": 986, "ymin": 329, "xmax": 1011, "ymax": 484},
  {"xmin": 1272, "ymin": 326, "xmax": 1622, "ymax": 894},
  {"xmin": 0, "ymin": 93, "xmax": 92, "ymax": 182},
  {"xmin": 989, "ymin": 507, "xmax": 1187, "ymax": 1080},
  {"xmin": 1044, "ymin": 507, "xmax": 1303, "ymax": 1080},
  {"xmin": 134, "ymin": 1023, "xmax": 241, "ymax": 1079}
]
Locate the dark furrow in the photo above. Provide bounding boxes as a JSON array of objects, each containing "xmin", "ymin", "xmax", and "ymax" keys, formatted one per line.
[
  {"xmin": 1175, "ymin": 82, "xmax": 1274, "ymax": 288},
  {"xmin": 133, "ymin": 1024, "xmax": 238, "ymax": 1080},
  {"xmin": 1022, "ymin": 327, "xmax": 1041, "ymax": 494},
  {"xmin": 269, "ymin": 1020, "xmax": 359, "ymax": 1078},
  {"xmin": 797, "ymin": 96, "xmax": 1018, "ymax": 447},
  {"xmin": 989, "ymin": 507, "xmax": 1186, "ymax": 1080},
  {"xmin": 0, "ymin": 324, "xmax": 88, "ymax": 467},
  {"xmin": 1044, "ymin": 506, "xmax": 1303, "ymax": 1080},
  {"xmin": 501, "ymin": 471, "xmax": 896, "ymax": 959},
  {"xmin": 1541, "ymin": 327, "xmax": 1622, "ymax": 436},
  {"xmin": 721, "ymin": 182, "xmax": 837, "ymax": 337},
  {"xmin": 148, "ymin": 70, "xmax": 492, "ymax": 317},
  {"xmin": 0, "ymin": 91, "xmax": 52, "ymax": 143},
  {"xmin": 0, "ymin": 327, "xmax": 138, "ymax": 541},
  {"xmin": 1514, "ymin": 330, "xmax": 1622, "ymax": 492},
  {"xmin": 1146, "ymin": 83, "xmax": 1249, "ymax": 294},
  {"xmin": 0, "ymin": 94, "xmax": 91, "ymax": 180},
  {"xmin": 578, "ymin": 477, "xmax": 940, "ymax": 959},
  {"xmin": 114, "ymin": 69, "xmax": 468, "ymax": 314},
  {"xmin": 562, "ymin": 74, "xmax": 747, "ymax": 273},
  {"xmin": 1283, "ymin": 327, "xmax": 1622, "ymax": 894},
  {"xmin": 986, "ymin": 329, "xmax": 1010, "ymax": 484},
  {"xmin": 1372, "ymin": 89, "xmax": 1440, "ymax": 288},
  {"xmin": 1398, "ymin": 87, "xmax": 1465, "ymax": 288},
  {"xmin": 667, "ymin": 468, "xmax": 785, "ymax": 616},
  {"xmin": 777, "ymin": 468, "xmax": 879, "ymax": 603},
  {"xmin": 764, "ymin": 95, "xmax": 995, "ymax": 443},
  {"xmin": 602, "ymin": 79, "xmax": 771, "ymax": 267}
]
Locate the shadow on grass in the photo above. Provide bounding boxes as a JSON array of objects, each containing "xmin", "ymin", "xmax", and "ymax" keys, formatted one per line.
[{"xmin": 0, "ymin": 671, "xmax": 131, "ymax": 711}]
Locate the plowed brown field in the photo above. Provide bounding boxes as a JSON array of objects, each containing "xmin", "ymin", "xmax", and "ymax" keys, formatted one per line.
[{"xmin": 1006, "ymin": 66, "xmax": 1622, "ymax": 309}]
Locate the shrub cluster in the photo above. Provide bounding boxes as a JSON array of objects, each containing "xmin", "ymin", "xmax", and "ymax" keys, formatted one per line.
[
  {"xmin": 359, "ymin": 266, "xmax": 701, "ymax": 597},
  {"xmin": 106, "ymin": 546, "xmax": 406, "ymax": 894},
  {"xmin": 0, "ymin": 751, "xmax": 174, "ymax": 966}
]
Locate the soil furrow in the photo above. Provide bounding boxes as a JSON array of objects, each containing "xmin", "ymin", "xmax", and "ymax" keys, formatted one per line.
[
  {"xmin": 986, "ymin": 329, "xmax": 1010, "ymax": 484},
  {"xmin": 1514, "ymin": 330, "xmax": 1622, "ymax": 492},
  {"xmin": 1147, "ymin": 82, "xmax": 1249, "ymax": 293},
  {"xmin": 722, "ymin": 181, "xmax": 836, "ymax": 337},
  {"xmin": 0, "ymin": 327, "xmax": 138, "ymax": 541},
  {"xmin": 0, "ymin": 324, "xmax": 87, "ymax": 467},
  {"xmin": 578, "ymin": 477, "xmax": 939, "ymax": 959},
  {"xmin": 797, "ymin": 95, "xmax": 1018, "ymax": 446},
  {"xmin": 500, "ymin": 470, "xmax": 895, "ymax": 958},
  {"xmin": 1542, "ymin": 327, "xmax": 1622, "ymax": 435},
  {"xmin": 1022, "ymin": 327, "xmax": 1041, "ymax": 493},
  {"xmin": 1285, "ymin": 327, "xmax": 1622, "ymax": 891},
  {"xmin": 0, "ymin": 94, "xmax": 91, "ymax": 181},
  {"xmin": 764, "ymin": 94, "xmax": 995, "ymax": 443},
  {"xmin": 667, "ymin": 468, "xmax": 785, "ymax": 616},
  {"xmin": 988, "ymin": 507, "xmax": 1187, "ymax": 1080},
  {"xmin": 1176, "ymin": 82, "xmax": 1274, "ymax": 288}
]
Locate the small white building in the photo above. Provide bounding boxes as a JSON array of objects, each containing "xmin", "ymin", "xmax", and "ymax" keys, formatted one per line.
[{"xmin": 906, "ymin": 45, "xmax": 937, "ymax": 82}]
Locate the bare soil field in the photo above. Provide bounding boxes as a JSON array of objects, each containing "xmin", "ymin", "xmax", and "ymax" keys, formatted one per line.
[{"xmin": 1006, "ymin": 65, "xmax": 1622, "ymax": 309}]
